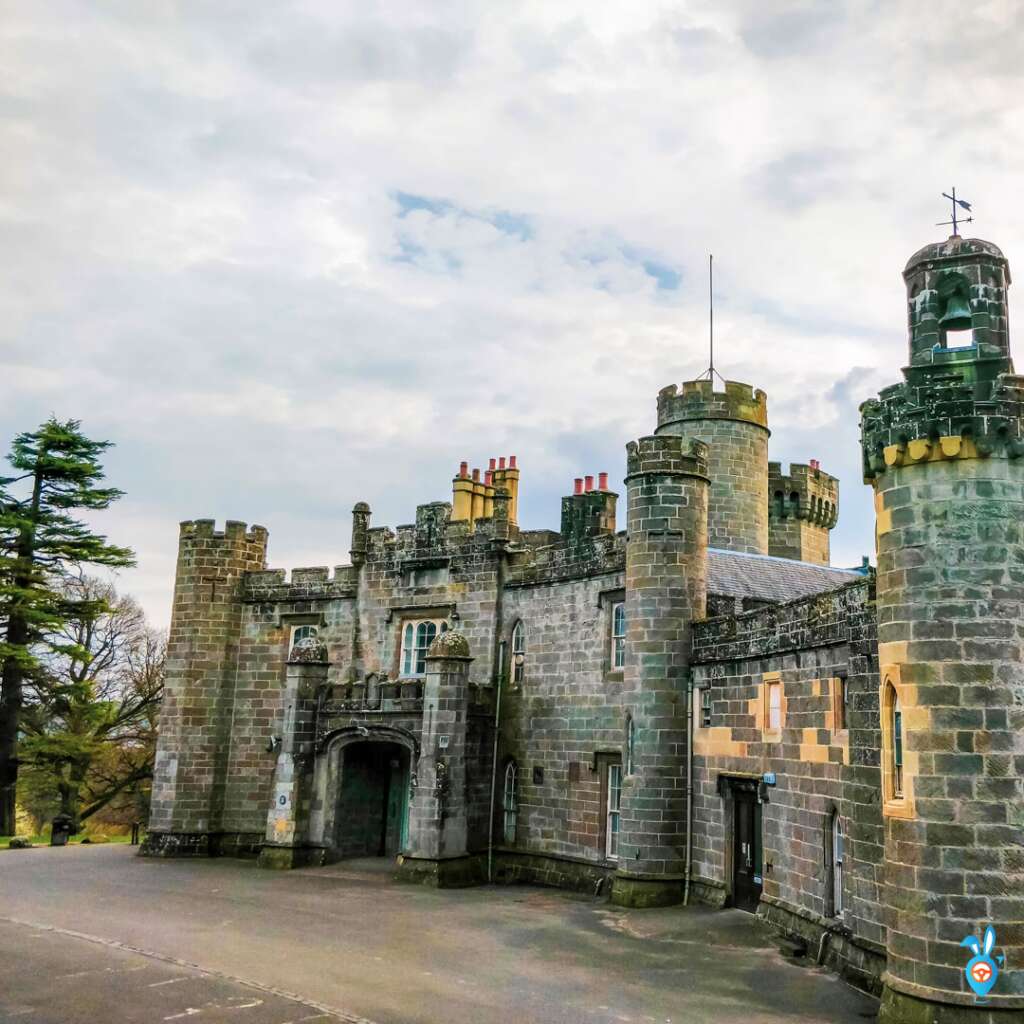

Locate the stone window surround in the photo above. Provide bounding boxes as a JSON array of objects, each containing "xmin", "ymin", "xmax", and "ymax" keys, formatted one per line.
[
  {"xmin": 278, "ymin": 611, "xmax": 325, "ymax": 652},
  {"xmin": 760, "ymin": 671, "xmax": 784, "ymax": 742},
  {"xmin": 829, "ymin": 674, "xmax": 849, "ymax": 740},
  {"xmin": 598, "ymin": 587, "xmax": 626, "ymax": 680},
  {"xmin": 509, "ymin": 619, "xmax": 525, "ymax": 688},
  {"xmin": 595, "ymin": 752, "xmax": 623, "ymax": 862},
  {"xmin": 880, "ymin": 665, "xmax": 915, "ymax": 819},
  {"xmin": 398, "ymin": 617, "xmax": 448, "ymax": 678}
]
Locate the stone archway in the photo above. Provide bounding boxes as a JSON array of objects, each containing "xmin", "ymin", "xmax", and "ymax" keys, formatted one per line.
[{"xmin": 312, "ymin": 726, "xmax": 419, "ymax": 859}]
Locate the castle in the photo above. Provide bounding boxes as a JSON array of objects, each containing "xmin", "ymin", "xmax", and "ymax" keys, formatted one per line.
[{"xmin": 143, "ymin": 234, "xmax": 1024, "ymax": 1023}]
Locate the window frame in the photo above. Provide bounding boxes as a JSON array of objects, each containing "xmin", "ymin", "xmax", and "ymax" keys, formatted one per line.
[
  {"xmin": 399, "ymin": 618, "xmax": 447, "ymax": 678},
  {"xmin": 289, "ymin": 623, "xmax": 319, "ymax": 648},
  {"xmin": 881, "ymin": 672, "xmax": 913, "ymax": 817},
  {"xmin": 502, "ymin": 760, "xmax": 518, "ymax": 845},
  {"xmin": 510, "ymin": 620, "xmax": 525, "ymax": 686},
  {"xmin": 610, "ymin": 601, "xmax": 626, "ymax": 670},
  {"xmin": 605, "ymin": 762, "xmax": 622, "ymax": 860},
  {"xmin": 832, "ymin": 811, "xmax": 845, "ymax": 918}
]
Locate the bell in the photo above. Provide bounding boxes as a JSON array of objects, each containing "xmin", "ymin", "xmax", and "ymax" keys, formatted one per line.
[{"xmin": 939, "ymin": 293, "xmax": 972, "ymax": 332}]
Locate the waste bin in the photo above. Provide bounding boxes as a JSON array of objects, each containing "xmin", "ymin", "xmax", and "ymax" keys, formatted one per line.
[{"xmin": 50, "ymin": 813, "xmax": 74, "ymax": 847}]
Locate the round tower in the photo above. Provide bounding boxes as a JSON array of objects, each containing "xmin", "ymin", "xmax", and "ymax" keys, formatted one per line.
[
  {"xmin": 862, "ymin": 236, "xmax": 1024, "ymax": 1021},
  {"xmin": 655, "ymin": 379, "xmax": 769, "ymax": 554},
  {"xmin": 611, "ymin": 434, "xmax": 709, "ymax": 908}
]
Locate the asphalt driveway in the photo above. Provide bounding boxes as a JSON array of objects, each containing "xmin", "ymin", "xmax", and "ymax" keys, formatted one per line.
[{"xmin": 0, "ymin": 846, "xmax": 878, "ymax": 1024}]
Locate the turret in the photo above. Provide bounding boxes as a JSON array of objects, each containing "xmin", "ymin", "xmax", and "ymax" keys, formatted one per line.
[
  {"xmin": 143, "ymin": 520, "xmax": 268, "ymax": 857},
  {"xmin": 768, "ymin": 460, "xmax": 838, "ymax": 565},
  {"xmin": 656, "ymin": 379, "xmax": 769, "ymax": 554},
  {"xmin": 862, "ymin": 236, "xmax": 1024, "ymax": 1022},
  {"xmin": 612, "ymin": 434, "xmax": 709, "ymax": 908}
]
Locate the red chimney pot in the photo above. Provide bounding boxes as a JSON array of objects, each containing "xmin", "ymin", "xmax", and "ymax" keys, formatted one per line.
[
  {"xmin": 489, "ymin": 457, "xmax": 497, "ymax": 471},
  {"xmin": 574, "ymin": 478, "xmax": 583, "ymax": 495},
  {"xmin": 598, "ymin": 472, "xmax": 608, "ymax": 491},
  {"xmin": 498, "ymin": 456, "xmax": 506, "ymax": 470},
  {"xmin": 472, "ymin": 468, "xmax": 480, "ymax": 482},
  {"xmin": 584, "ymin": 475, "xmax": 594, "ymax": 492},
  {"xmin": 509, "ymin": 455, "xmax": 517, "ymax": 469},
  {"xmin": 459, "ymin": 461, "xmax": 468, "ymax": 478}
]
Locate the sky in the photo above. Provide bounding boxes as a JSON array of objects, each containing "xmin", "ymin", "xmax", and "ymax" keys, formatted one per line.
[{"xmin": 3, "ymin": 0, "xmax": 1023, "ymax": 629}]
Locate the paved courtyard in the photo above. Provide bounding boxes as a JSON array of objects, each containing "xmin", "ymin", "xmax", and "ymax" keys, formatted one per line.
[{"xmin": 0, "ymin": 846, "xmax": 879, "ymax": 1024}]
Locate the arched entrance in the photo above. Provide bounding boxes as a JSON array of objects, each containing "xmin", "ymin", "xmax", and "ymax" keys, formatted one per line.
[{"xmin": 335, "ymin": 740, "xmax": 411, "ymax": 858}]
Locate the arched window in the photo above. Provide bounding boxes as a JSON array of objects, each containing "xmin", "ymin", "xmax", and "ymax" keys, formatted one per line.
[
  {"xmin": 831, "ymin": 811, "xmax": 844, "ymax": 916},
  {"xmin": 400, "ymin": 619, "xmax": 445, "ymax": 677},
  {"xmin": 291, "ymin": 624, "xmax": 318, "ymax": 646},
  {"xmin": 510, "ymin": 621, "xmax": 525, "ymax": 685},
  {"xmin": 892, "ymin": 688, "xmax": 904, "ymax": 798},
  {"xmin": 625, "ymin": 715, "xmax": 635, "ymax": 775},
  {"xmin": 503, "ymin": 761, "xmax": 518, "ymax": 844}
]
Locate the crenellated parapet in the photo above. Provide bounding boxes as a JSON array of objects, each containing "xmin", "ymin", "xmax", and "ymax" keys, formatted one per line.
[
  {"xmin": 656, "ymin": 379, "xmax": 768, "ymax": 432},
  {"xmin": 243, "ymin": 565, "xmax": 358, "ymax": 603},
  {"xmin": 768, "ymin": 462, "xmax": 839, "ymax": 529},
  {"xmin": 860, "ymin": 369, "xmax": 1024, "ymax": 481},
  {"xmin": 625, "ymin": 434, "xmax": 710, "ymax": 481}
]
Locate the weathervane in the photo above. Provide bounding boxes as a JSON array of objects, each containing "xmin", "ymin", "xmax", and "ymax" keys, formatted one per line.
[
  {"xmin": 698, "ymin": 254, "xmax": 725, "ymax": 383},
  {"xmin": 937, "ymin": 187, "xmax": 973, "ymax": 237}
]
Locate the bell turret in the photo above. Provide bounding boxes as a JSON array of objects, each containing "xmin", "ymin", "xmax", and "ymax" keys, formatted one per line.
[{"xmin": 903, "ymin": 235, "xmax": 1011, "ymax": 372}]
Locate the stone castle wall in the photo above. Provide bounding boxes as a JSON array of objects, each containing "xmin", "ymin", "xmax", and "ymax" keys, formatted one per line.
[{"xmin": 691, "ymin": 580, "xmax": 886, "ymax": 989}]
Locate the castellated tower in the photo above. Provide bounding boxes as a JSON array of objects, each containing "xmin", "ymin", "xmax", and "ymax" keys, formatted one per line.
[
  {"xmin": 768, "ymin": 460, "xmax": 838, "ymax": 565},
  {"xmin": 655, "ymin": 379, "xmax": 769, "ymax": 554},
  {"xmin": 143, "ymin": 519, "xmax": 268, "ymax": 856},
  {"xmin": 611, "ymin": 434, "xmax": 709, "ymax": 908},
  {"xmin": 861, "ymin": 236, "xmax": 1024, "ymax": 1021}
]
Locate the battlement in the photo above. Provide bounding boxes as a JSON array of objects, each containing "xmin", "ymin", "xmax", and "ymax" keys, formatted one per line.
[
  {"xmin": 242, "ymin": 564, "xmax": 357, "ymax": 602},
  {"xmin": 768, "ymin": 462, "xmax": 839, "ymax": 529},
  {"xmin": 626, "ymin": 434, "xmax": 709, "ymax": 480},
  {"xmin": 657, "ymin": 379, "xmax": 768, "ymax": 431},
  {"xmin": 861, "ymin": 369, "xmax": 1024, "ymax": 481},
  {"xmin": 180, "ymin": 519, "xmax": 268, "ymax": 545}
]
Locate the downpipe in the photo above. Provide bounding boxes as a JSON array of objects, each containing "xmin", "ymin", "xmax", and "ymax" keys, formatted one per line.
[
  {"xmin": 487, "ymin": 640, "xmax": 506, "ymax": 884},
  {"xmin": 683, "ymin": 676, "xmax": 694, "ymax": 906}
]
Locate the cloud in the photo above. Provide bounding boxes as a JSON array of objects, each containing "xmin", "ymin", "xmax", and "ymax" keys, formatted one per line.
[{"xmin": 2, "ymin": 0, "xmax": 1023, "ymax": 625}]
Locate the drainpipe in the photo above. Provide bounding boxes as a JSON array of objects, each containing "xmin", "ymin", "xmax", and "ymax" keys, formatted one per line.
[
  {"xmin": 683, "ymin": 676, "xmax": 694, "ymax": 906},
  {"xmin": 487, "ymin": 640, "xmax": 506, "ymax": 884}
]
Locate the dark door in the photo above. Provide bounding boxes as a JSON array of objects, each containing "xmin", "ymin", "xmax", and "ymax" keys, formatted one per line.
[{"xmin": 732, "ymin": 789, "xmax": 763, "ymax": 913}]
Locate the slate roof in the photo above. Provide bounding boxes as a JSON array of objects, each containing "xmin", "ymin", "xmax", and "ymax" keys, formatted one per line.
[{"xmin": 707, "ymin": 548, "xmax": 866, "ymax": 604}]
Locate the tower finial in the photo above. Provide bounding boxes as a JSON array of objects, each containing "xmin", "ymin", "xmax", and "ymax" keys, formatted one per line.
[{"xmin": 936, "ymin": 187, "xmax": 973, "ymax": 237}]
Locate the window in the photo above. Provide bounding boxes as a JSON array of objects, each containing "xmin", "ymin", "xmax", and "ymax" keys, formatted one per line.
[
  {"xmin": 701, "ymin": 687, "xmax": 712, "ymax": 728},
  {"xmin": 892, "ymin": 689, "xmax": 904, "ymax": 798},
  {"xmin": 510, "ymin": 620, "xmax": 525, "ymax": 685},
  {"xmin": 625, "ymin": 716, "xmax": 635, "ymax": 775},
  {"xmin": 834, "ymin": 674, "xmax": 847, "ymax": 732},
  {"xmin": 606, "ymin": 763, "xmax": 622, "ymax": 859},
  {"xmin": 611, "ymin": 601, "xmax": 625, "ymax": 669},
  {"xmin": 502, "ymin": 761, "xmax": 518, "ymax": 844},
  {"xmin": 290, "ymin": 624, "xmax": 318, "ymax": 647},
  {"xmin": 400, "ymin": 619, "xmax": 446, "ymax": 677},
  {"xmin": 767, "ymin": 680, "xmax": 781, "ymax": 732},
  {"xmin": 832, "ymin": 812, "xmax": 844, "ymax": 916}
]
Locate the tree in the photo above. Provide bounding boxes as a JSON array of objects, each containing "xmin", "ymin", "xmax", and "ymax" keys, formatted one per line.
[
  {"xmin": 0, "ymin": 419, "xmax": 134, "ymax": 835},
  {"xmin": 20, "ymin": 577, "xmax": 164, "ymax": 830}
]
